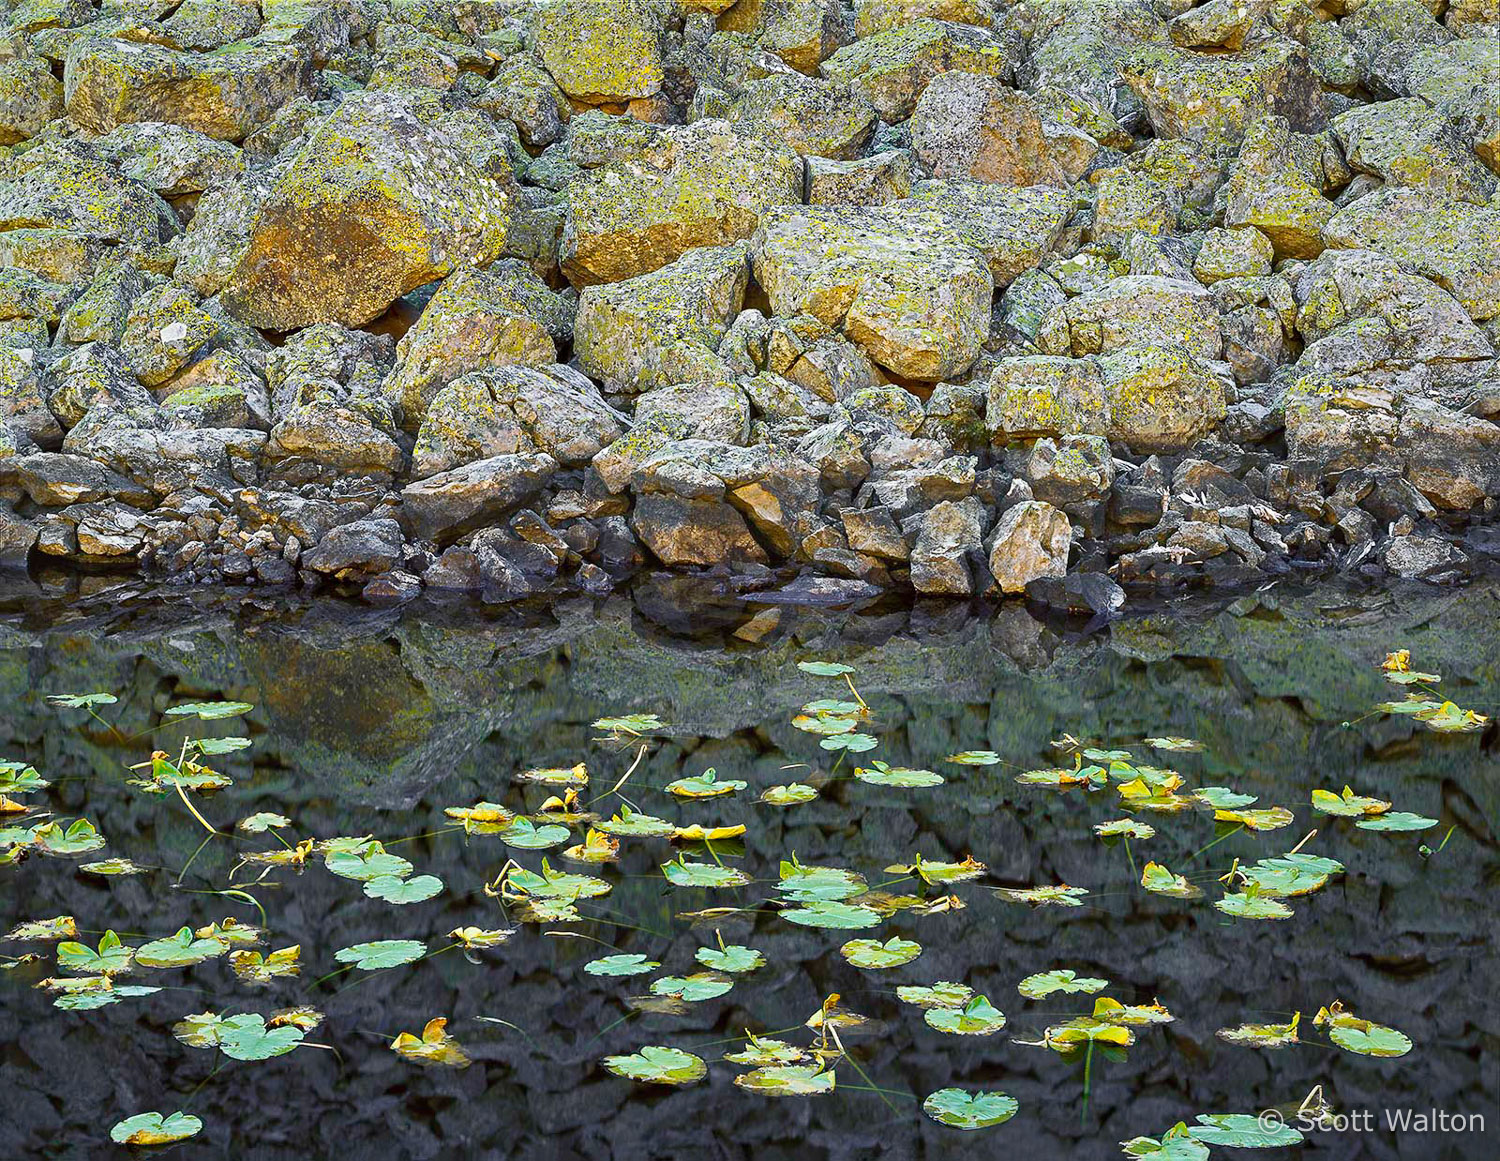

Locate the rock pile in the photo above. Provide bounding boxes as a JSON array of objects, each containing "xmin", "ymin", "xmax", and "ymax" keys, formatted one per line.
[{"xmin": 3, "ymin": 0, "xmax": 1499, "ymax": 604}]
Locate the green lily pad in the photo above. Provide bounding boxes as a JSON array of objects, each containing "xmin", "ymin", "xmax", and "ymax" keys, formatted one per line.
[
  {"xmin": 238, "ymin": 812, "xmax": 291, "ymax": 833},
  {"xmin": 48, "ymin": 693, "xmax": 118, "ymax": 709},
  {"xmin": 498, "ymin": 818, "xmax": 572, "ymax": 849},
  {"xmin": 946, "ymin": 751, "xmax": 1001, "ymax": 765},
  {"xmin": 592, "ymin": 713, "xmax": 664, "ymax": 735},
  {"xmin": 57, "ymin": 931, "xmax": 131, "ymax": 976},
  {"xmin": 922, "ymin": 1088, "xmax": 1019, "ymax": 1130},
  {"xmin": 110, "ymin": 1111, "xmax": 202, "ymax": 1146},
  {"xmin": 334, "ymin": 939, "xmax": 427, "ymax": 970},
  {"xmin": 78, "ymin": 858, "xmax": 145, "ymax": 876},
  {"xmin": 896, "ymin": 981, "xmax": 973, "ymax": 1009},
  {"xmin": 1186, "ymin": 1114, "xmax": 1304, "ymax": 1148},
  {"xmin": 1214, "ymin": 892, "xmax": 1293, "ymax": 920},
  {"xmin": 762, "ymin": 783, "xmax": 818, "ymax": 805},
  {"xmin": 650, "ymin": 973, "xmax": 733, "ymax": 1002},
  {"xmin": 695, "ymin": 944, "xmax": 764, "ymax": 973},
  {"xmin": 602, "ymin": 1045, "xmax": 706, "ymax": 1084},
  {"xmin": 1122, "ymin": 1124, "xmax": 1212, "ymax": 1159},
  {"xmin": 364, "ymin": 874, "xmax": 443, "ymax": 904},
  {"xmin": 33, "ymin": 818, "xmax": 106, "ymax": 856},
  {"xmin": 584, "ymin": 953, "xmax": 660, "ymax": 977},
  {"xmin": 925, "ymin": 995, "xmax": 1006, "ymax": 1035},
  {"xmin": 776, "ymin": 859, "xmax": 866, "ymax": 902},
  {"xmin": 724, "ymin": 1036, "xmax": 807, "ymax": 1066},
  {"xmin": 840, "ymin": 936, "xmax": 921, "ymax": 969},
  {"xmin": 661, "ymin": 857, "xmax": 751, "ymax": 888},
  {"xmin": 665, "ymin": 769, "xmax": 747, "ymax": 798},
  {"xmin": 820, "ymin": 731, "xmax": 877, "ymax": 753},
  {"xmin": 1192, "ymin": 787, "xmax": 1258, "ymax": 809},
  {"xmin": 798, "ymin": 661, "xmax": 854, "ymax": 677},
  {"xmin": 595, "ymin": 806, "xmax": 677, "ymax": 838},
  {"xmin": 1018, "ymin": 969, "xmax": 1109, "ymax": 999},
  {"xmin": 135, "ymin": 926, "xmax": 227, "ymax": 968},
  {"xmin": 734, "ymin": 1064, "xmax": 836, "ymax": 1096},
  {"xmin": 855, "ymin": 761, "xmax": 943, "ymax": 788},
  {"xmin": 325, "ymin": 843, "xmax": 413, "ymax": 882},
  {"xmin": 781, "ymin": 901, "xmax": 882, "ymax": 930},
  {"xmin": 1356, "ymin": 811, "xmax": 1439, "ymax": 832},
  {"xmin": 164, "ymin": 701, "xmax": 254, "ymax": 720}
]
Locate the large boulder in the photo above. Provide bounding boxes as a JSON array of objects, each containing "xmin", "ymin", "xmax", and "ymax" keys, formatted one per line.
[
  {"xmin": 818, "ymin": 19, "xmax": 1016, "ymax": 123},
  {"xmin": 1037, "ymin": 276, "xmax": 1223, "ymax": 361},
  {"xmin": 909, "ymin": 70, "xmax": 1082, "ymax": 186},
  {"xmin": 532, "ymin": 0, "xmax": 665, "ymax": 104},
  {"xmin": 400, "ymin": 453, "xmax": 558, "ymax": 543},
  {"xmin": 574, "ymin": 244, "xmax": 749, "ymax": 394},
  {"xmin": 906, "ymin": 181, "xmax": 1075, "ymax": 287},
  {"xmin": 185, "ymin": 91, "xmax": 511, "ymax": 330},
  {"xmin": 0, "ymin": 52, "xmax": 64, "ymax": 145},
  {"xmin": 1098, "ymin": 344, "xmax": 1229, "ymax": 453},
  {"xmin": 988, "ymin": 499, "xmax": 1072, "ymax": 593},
  {"xmin": 384, "ymin": 269, "xmax": 560, "ymax": 430},
  {"xmin": 727, "ymin": 73, "xmax": 877, "ymax": 161},
  {"xmin": 718, "ymin": 0, "xmax": 851, "ymax": 75},
  {"xmin": 751, "ymin": 204, "xmax": 993, "ymax": 381},
  {"xmin": 1332, "ymin": 99, "xmax": 1495, "ymax": 204},
  {"xmin": 560, "ymin": 119, "xmax": 802, "ymax": 287},
  {"xmin": 64, "ymin": 36, "xmax": 311, "ymax": 142}
]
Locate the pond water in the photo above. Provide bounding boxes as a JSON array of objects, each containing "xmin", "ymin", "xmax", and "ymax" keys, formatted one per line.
[{"xmin": 1, "ymin": 577, "xmax": 1497, "ymax": 1160}]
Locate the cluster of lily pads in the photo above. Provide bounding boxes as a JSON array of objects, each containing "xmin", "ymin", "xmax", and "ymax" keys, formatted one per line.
[{"xmin": 0, "ymin": 650, "xmax": 1469, "ymax": 1149}]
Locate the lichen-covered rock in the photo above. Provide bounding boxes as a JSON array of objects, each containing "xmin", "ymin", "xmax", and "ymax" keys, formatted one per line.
[
  {"xmin": 1403, "ymin": 40, "xmax": 1500, "ymax": 173},
  {"xmin": 1322, "ymin": 189, "xmax": 1500, "ymax": 322},
  {"xmin": 1037, "ymin": 276, "xmax": 1223, "ymax": 362},
  {"xmin": 1193, "ymin": 227, "xmax": 1274, "ymax": 284},
  {"xmin": 0, "ymin": 346, "xmax": 61, "ymax": 449},
  {"xmin": 1098, "ymin": 343, "xmax": 1229, "ymax": 453},
  {"xmin": 119, "ymin": 284, "xmax": 220, "ymax": 389},
  {"xmin": 1024, "ymin": 433, "xmax": 1115, "ymax": 515},
  {"xmin": 806, "ymin": 150, "xmax": 914, "ymax": 206},
  {"xmin": 728, "ymin": 73, "xmax": 877, "ymax": 161},
  {"xmin": 91, "ymin": 121, "xmax": 245, "ymax": 198},
  {"xmin": 64, "ymin": 35, "xmax": 311, "ymax": 142},
  {"xmin": 1340, "ymin": 0, "xmax": 1453, "ymax": 98},
  {"xmin": 909, "ymin": 70, "xmax": 1080, "ymax": 186},
  {"xmin": 751, "ymin": 204, "xmax": 993, "ymax": 381},
  {"xmin": 909, "ymin": 495, "xmax": 986, "ymax": 594},
  {"xmin": 574, "ymin": 243, "xmax": 749, "ymax": 393},
  {"xmin": 987, "ymin": 355, "xmax": 1108, "ymax": 444},
  {"xmin": 532, "ymin": 0, "xmax": 665, "ymax": 104},
  {"xmin": 560, "ymin": 118, "xmax": 802, "ymax": 287},
  {"xmin": 1121, "ymin": 39, "xmax": 1326, "ymax": 150},
  {"xmin": 988, "ymin": 499, "xmax": 1072, "ymax": 592},
  {"xmin": 1222, "ymin": 115, "xmax": 1342, "ymax": 260},
  {"xmin": 719, "ymin": 0, "xmax": 851, "ymax": 74},
  {"xmin": 854, "ymin": 0, "xmax": 997, "ymax": 38},
  {"xmin": 1332, "ymin": 99, "xmax": 1496, "ymax": 204},
  {"xmin": 633, "ymin": 381, "xmax": 752, "ymax": 444},
  {"xmin": 412, "ymin": 366, "xmax": 624, "ymax": 478},
  {"xmin": 818, "ymin": 19, "xmax": 1016, "ymax": 123},
  {"xmin": 400, "ymin": 452, "xmax": 558, "ymax": 542},
  {"xmin": 302, "ymin": 517, "xmax": 404, "ymax": 579},
  {"xmin": 478, "ymin": 54, "xmax": 569, "ymax": 149},
  {"xmin": 0, "ymin": 52, "xmax": 64, "ymax": 145},
  {"xmin": 196, "ymin": 91, "xmax": 511, "ymax": 330},
  {"xmin": 384, "ymin": 269, "xmax": 559, "ymax": 430}
]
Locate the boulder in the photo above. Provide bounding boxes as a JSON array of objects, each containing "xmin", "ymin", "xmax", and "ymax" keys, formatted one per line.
[
  {"xmin": 633, "ymin": 382, "xmax": 752, "ymax": 444},
  {"xmin": 728, "ymin": 73, "xmax": 877, "ymax": 160},
  {"xmin": 905, "ymin": 181, "xmax": 1075, "ymax": 287},
  {"xmin": 718, "ymin": 0, "xmax": 851, "ymax": 74},
  {"xmin": 191, "ymin": 91, "xmax": 511, "ymax": 330},
  {"xmin": 909, "ymin": 495, "xmax": 986, "ymax": 595},
  {"xmin": 64, "ymin": 36, "xmax": 311, "ymax": 142},
  {"xmin": 988, "ymin": 499, "xmax": 1072, "ymax": 593},
  {"xmin": 1098, "ymin": 344, "xmax": 1229, "ymax": 453},
  {"xmin": 806, "ymin": 151, "xmax": 915, "ymax": 206},
  {"xmin": 0, "ymin": 346, "xmax": 62, "ymax": 449},
  {"xmin": 400, "ymin": 453, "xmax": 558, "ymax": 542},
  {"xmin": 818, "ymin": 19, "xmax": 1016, "ymax": 123},
  {"xmin": 0, "ymin": 52, "xmax": 64, "ymax": 145},
  {"xmin": 1037, "ymin": 276, "xmax": 1223, "ymax": 361},
  {"xmin": 302, "ymin": 517, "xmax": 403, "ymax": 579},
  {"xmin": 533, "ymin": 0, "xmax": 664, "ymax": 103},
  {"xmin": 574, "ymin": 244, "xmax": 749, "ymax": 393},
  {"xmin": 909, "ymin": 71, "xmax": 1077, "ymax": 186},
  {"xmin": 987, "ymin": 355, "xmax": 1109, "ymax": 444},
  {"xmin": 1332, "ymin": 99, "xmax": 1495, "ymax": 204},
  {"xmin": 560, "ymin": 118, "xmax": 802, "ymax": 287},
  {"xmin": 751, "ymin": 204, "xmax": 993, "ymax": 381}
]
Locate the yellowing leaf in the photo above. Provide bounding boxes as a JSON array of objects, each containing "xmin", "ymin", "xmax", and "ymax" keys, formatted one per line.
[{"xmin": 392, "ymin": 1017, "xmax": 470, "ymax": 1068}]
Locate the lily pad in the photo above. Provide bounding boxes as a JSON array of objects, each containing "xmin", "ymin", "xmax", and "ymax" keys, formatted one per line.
[
  {"xmin": 840, "ymin": 936, "xmax": 921, "ymax": 969},
  {"xmin": 1019, "ymin": 969, "xmax": 1109, "ymax": 999},
  {"xmin": 392, "ymin": 1017, "xmax": 470, "ymax": 1068},
  {"xmin": 1185, "ymin": 1114, "xmax": 1304, "ymax": 1148},
  {"xmin": 325, "ymin": 843, "xmax": 413, "ymax": 882},
  {"xmin": 110, "ymin": 1111, "xmax": 202, "ymax": 1146},
  {"xmin": 897, "ymin": 981, "xmax": 973, "ymax": 1009},
  {"xmin": 925, "ymin": 995, "xmax": 1006, "ymax": 1035},
  {"xmin": 661, "ymin": 857, "xmax": 751, "ymax": 888},
  {"xmin": 499, "ymin": 818, "xmax": 572, "ymax": 849},
  {"xmin": 734, "ymin": 1064, "xmax": 836, "ymax": 1096},
  {"xmin": 595, "ymin": 806, "xmax": 677, "ymax": 838},
  {"xmin": 665, "ymin": 769, "xmax": 747, "ymax": 798},
  {"xmin": 57, "ymin": 931, "xmax": 132, "ymax": 976},
  {"xmin": 651, "ymin": 973, "xmax": 733, "ymax": 1002},
  {"xmin": 334, "ymin": 939, "xmax": 426, "ymax": 970},
  {"xmin": 946, "ymin": 750, "xmax": 1001, "ymax": 765},
  {"xmin": 820, "ymin": 731, "xmax": 877, "ymax": 753},
  {"xmin": 781, "ymin": 901, "xmax": 882, "ymax": 930},
  {"xmin": 1214, "ymin": 892, "xmax": 1293, "ymax": 920},
  {"xmin": 602, "ymin": 1045, "xmax": 706, "ymax": 1085},
  {"xmin": 696, "ymin": 944, "xmax": 764, "ymax": 973},
  {"xmin": 1356, "ymin": 811, "xmax": 1439, "ymax": 832},
  {"xmin": 922, "ymin": 1088, "xmax": 1019, "ymax": 1130},
  {"xmin": 855, "ymin": 762, "xmax": 943, "ymax": 788},
  {"xmin": 164, "ymin": 701, "xmax": 253, "ymax": 720},
  {"xmin": 762, "ymin": 783, "xmax": 818, "ymax": 805},
  {"xmin": 135, "ymin": 926, "xmax": 226, "ymax": 968},
  {"xmin": 365, "ymin": 874, "xmax": 443, "ymax": 904},
  {"xmin": 584, "ymin": 953, "xmax": 660, "ymax": 977},
  {"xmin": 798, "ymin": 661, "xmax": 854, "ymax": 677}
]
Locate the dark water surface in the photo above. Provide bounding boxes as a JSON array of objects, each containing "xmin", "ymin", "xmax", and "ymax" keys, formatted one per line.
[{"xmin": 1, "ymin": 577, "xmax": 1498, "ymax": 1160}]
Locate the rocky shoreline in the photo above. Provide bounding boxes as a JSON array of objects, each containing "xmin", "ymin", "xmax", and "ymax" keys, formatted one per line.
[{"xmin": 2, "ymin": 0, "xmax": 1498, "ymax": 609}]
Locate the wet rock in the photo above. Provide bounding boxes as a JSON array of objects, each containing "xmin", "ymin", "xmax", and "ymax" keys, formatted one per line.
[
  {"xmin": 988, "ymin": 499, "xmax": 1072, "ymax": 593},
  {"xmin": 560, "ymin": 118, "xmax": 802, "ymax": 287},
  {"xmin": 302, "ymin": 517, "xmax": 403, "ymax": 579},
  {"xmin": 1382, "ymin": 534, "xmax": 1468, "ymax": 579},
  {"xmin": 1025, "ymin": 570, "xmax": 1126, "ymax": 616},
  {"xmin": 751, "ymin": 204, "xmax": 992, "ymax": 381},
  {"xmin": 574, "ymin": 244, "xmax": 749, "ymax": 394},
  {"xmin": 193, "ymin": 90, "xmax": 511, "ymax": 329}
]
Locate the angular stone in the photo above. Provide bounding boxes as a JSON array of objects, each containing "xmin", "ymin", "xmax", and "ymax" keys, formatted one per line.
[
  {"xmin": 806, "ymin": 151, "xmax": 914, "ymax": 206},
  {"xmin": 1097, "ymin": 343, "xmax": 1229, "ymax": 453},
  {"xmin": 910, "ymin": 71, "xmax": 1075, "ymax": 186},
  {"xmin": 728, "ymin": 73, "xmax": 877, "ymax": 161},
  {"xmin": 988, "ymin": 499, "xmax": 1072, "ymax": 593},
  {"xmin": 575, "ymin": 244, "xmax": 749, "ymax": 393},
  {"xmin": 818, "ymin": 18, "xmax": 1015, "ymax": 122},
  {"xmin": 0, "ymin": 53, "xmax": 64, "ymax": 145},
  {"xmin": 751, "ymin": 204, "xmax": 993, "ymax": 381},
  {"xmin": 987, "ymin": 355, "xmax": 1109, "ymax": 444},
  {"xmin": 0, "ymin": 346, "xmax": 61, "ymax": 449},
  {"xmin": 1332, "ymin": 98, "xmax": 1495, "ymax": 204},
  {"xmin": 400, "ymin": 453, "xmax": 557, "ymax": 542},
  {"xmin": 909, "ymin": 495, "xmax": 985, "ymax": 595},
  {"xmin": 561, "ymin": 119, "xmax": 802, "ymax": 287},
  {"xmin": 1037, "ymin": 276, "xmax": 1223, "ymax": 362},
  {"xmin": 302, "ymin": 517, "xmax": 403, "ymax": 578},
  {"xmin": 630, "ymin": 493, "xmax": 768, "ymax": 567},
  {"xmin": 533, "ymin": 0, "xmax": 664, "ymax": 103}
]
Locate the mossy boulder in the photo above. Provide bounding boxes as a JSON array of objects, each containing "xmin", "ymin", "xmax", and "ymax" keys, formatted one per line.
[
  {"xmin": 91, "ymin": 121, "xmax": 245, "ymax": 198},
  {"xmin": 909, "ymin": 70, "xmax": 1079, "ymax": 186},
  {"xmin": 1403, "ymin": 41, "xmax": 1500, "ymax": 172},
  {"xmin": 202, "ymin": 91, "xmax": 511, "ymax": 330},
  {"xmin": 574, "ymin": 243, "xmax": 749, "ymax": 394},
  {"xmin": 751, "ymin": 203, "xmax": 993, "ymax": 381},
  {"xmin": 987, "ymin": 355, "xmax": 1109, "ymax": 444},
  {"xmin": 988, "ymin": 498, "xmax": 1072, "ymax": 593},
  {"xmin": 120, "ymin": 284, "xmax": 220, "ymax": 388},
  {"xmin": 1037, "ymin": 276, "xmax": 1223, "ymax": 362},
  {"xmin": 0, "ymin": 52, "xmax": 64, "ymax": 145},
  {"xmin": 560, "ymin": 119, "xmax": 802, "ymax": 287},
  {"xmin": 854, "ymin": 0, "xmax": 997, "ymax": 38},
  {"xmin": 532, "ymin": 0, "xmax": 665, "ymax": 104},
  {"xmin": 718, "ymin": 0, "xmax": 851, "ymax": 75},
  {"xmin": 818, "ymin": 18, "xmax": 1017, "ymax": 123},
  {"xmin": 1097, "ymin": 343, "xmax": 1229, "ymax": 453},
  {"xmin": 907, "ymin": 180, "xmax": 1076, "ymax": 287},
  {"xmin": 384, "ymin": 268, "xmax": 560, "ymax": 431},
  {"xmin": 727, "ymin": 72, "xmax": 877, "ymax": 161},
  {"xmin": 1222, "ymin": 116, "xmax": 1342, "ymax": 260},
  {"xmin": 1332, "ymin": 98, "xmax": 1495, "ymax": 204},
  {"xmin": 64, "ymin": 35, "xmax": 312, "ymax": 142},
  {"xmin": 0, "ymin": 345, "xmax": 61, "ymax": 450}
]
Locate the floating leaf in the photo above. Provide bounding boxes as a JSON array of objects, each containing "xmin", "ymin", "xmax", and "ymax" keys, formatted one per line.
[
  {"xmin": 365, "ymin": 874, "xmax": 443, "ymax": 904},
  {"xmin": 164, "ymin": 701, "xmax": 253, "ymax": 720},
  {"xmin": 325, "ymin": 842, "xmax": 413, "ymax": 882},
  {"xmin": 517, "ymin": 762, "xmax": 588, "ymax": 785},
  {"xmin": 840, "ymin": 936, "xmax": 921, "ymax": 969},
  {"xmin": 194, "ymin": 736, "xmax": 252, "ymax": 754},
  {"xmin": 762, "ymin": 783, "xmax": 817, "ymax": 806},
  {"xmin": 926, "ymin": 995, "xmax": 1006, "ymax": 1035},
  {"xmin": 922, "ymin": 1088, "xmax": 1019, "ymax": 1130},
  {"xmin": 231, "ymin": 945, "xmax": 301, "ymax": 984},
  {"xmin": 1240, "ymin": 853, "xmax": 1342, "ymax": 898},
  {"xmin": 798, "ymin": 661, "xmax": 854, "ymax": 677},
  {"xmin": 897, "ymin": 981, "xmax": 973, "ymax": 1009},
  {"xmin": 1122, "ymin": 1124, "xmax": 1211, "ymax": 1160},
  {"xmin": 1144, "ymin": 736, "xmax": 1203, "ymax": 753},
  {"xmin": 1213, "ymin": 806, "xmax": 1295, "ymax": 832},
  {"xmin": 735, "ymin": 1064, "xmax": 836, "ymax": 1096},
  {"xmin": 1311, "ymin": 786, "xmax": 1391, "ymax": 818},
  {"xmin": 1092, "ymin": 996, "xmax": 1173, "ymax": 1026},
  {"xmin": 48, "ymin": 693, "xmax": 118, "ymax": 709},
  {"xmin": 392, "ymin": 1017, "xmax": 470, "ymax": 1068},
  {"xmin": 175, "ymin": 1013, "xmax": 303, "ymax": 1060},
  {"xmin": 1140, "ymin": 861, "xmax": 1201, "ymax": 899},
  {"xmin": 1357, "ymin": 811, "xmax": 1438, "ymax": 832},
  {"xmin": 820, "ymin": 731, "xmax": 877, "ymax": 753},
  {"xmin": 777, "ymin": 857, "xmax": 867, "ymax": 902},
  {"xmin": 135, "ymin": 926, "xmax": 227, "ymax": 968},
  {"xmin": 946, "ymin": 750, "xmax": 1001, "ymax": 766},
  {"xmin": 993, "ymin": 884, "xmax": 1087, "ymax": 907},
  {"xmin": 592, "ymin": 713, "xmax": 663, "ymax": 736},
  {"xmin": 238, "ymin": 812, "xmax": 291, "ymax": 833},
  {"xmin": 1095, "ymin": 818, "xmax": 1155, "ymax": 839},
  {"xmin": 696, "ymin": 944, "xmax": 764, "ymax": 973},
  {"xmin": 1041, "ymin": 1016, "xmax": 1134, "ymax": 1050},
  {"xmin": 1314, "ymin": 1002, "xmax": 1412, "ymax": 1057},
  {"xmin": 196, "ymin": 918, "xmax": 261, "ymax": 946},
  {"xmin": 781, "ymin": 901, "xmax": 882, "ymax": 930},
  {"xmin": 662, "ymin": 857, "xmax": 750, "ymax": 888},
  {"xmin": 448, "ymin": 927, "xmax": 513, "ymax": 950},
  {"xmin": 562, "ymin": 827, "xmax": 620, "ymax": 863},
  {"xmin": 724, "ymin": 1035, "xmax": 807, "ymax": 1066},
  {"xmin": 651, "ymin": 973, "xmax": 733, "ymax": 1002},
  {"xmin": 792, "ymin": 712, "xmax": 858, "ymax": 737},
  {"xmin": 33, "ymin": 818, "xmax": 106, "ymax": 855},
  {"xmin": 1217, "ymin": 1013, "xmax": 1300, "ymax": 1048},
  {"xmin": 1215, "ymin": 892, "xmax": 1293, "ymax": 920},
  {"xmin": 503, "ymin": 861, "xmax": 611, "ymax": 901},
  {"xmin": 666, "ymin": 768, "xmax": 747, "ymax": 798},
  {"xmin": 855, "ymin": 761, "xmax": 943, "ymax": 788},
  {"xmin": 270, "ymin": 1007, "xmax": 324, "ymax": 1032},
  {"xmin": 1018, "ymin": 763, "xmax": 1107, "ymax": 790},
  {"xmin": 57, "ymin": 931, "xmax": 132, "ymax": 976},
  {"xmin": 79, "ymin": 858, "xmax": 145, "ymax": 877},
  {"xmin": 110, "ymin": 1111, "xmax": 202, "ymax": 1146},
  {"xmin": 584, "ymin": 953, "xmax": 660, "ymax": 977},
  {"xmin": 1019, "ymin": 969, "xmax": 1109, "ymax": 999},
  {"xmin": 7, "ymin": 916, "xmax": 77, "ymax": 941},
  {"xmin": 602, "ymin": 1045, "xmax": 706, "ymax": 1085},
  {"xmin": 499, "ymin": 817, "xmax": 572, "ymax": 849},
  {"xmin": 1185, "ymin": 1114, "xmax": 1303, "ymax": 1148},
  {"xmin": 885, "ymin": 854, "xmax": 986, "ymax": 886},
  {"xmin": 334, "ymin": 939, "xmax": 427, "ymax": 970},
  {"xmin": 672, "ymin": 822, "xmax": 745, "ymax": 842},
  {"xmin": 1192, "ymin": 786, "xmax": 1257, "ymax": 810},
  {"xmin": 595, "ymin": 806, "xmax": 676, "ymax": 838}
]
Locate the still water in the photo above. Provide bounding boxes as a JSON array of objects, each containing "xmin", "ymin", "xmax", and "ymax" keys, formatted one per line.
[{"xmin": 1, "ymin": 576, "xmax": 1497, "ymax": 1160}]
